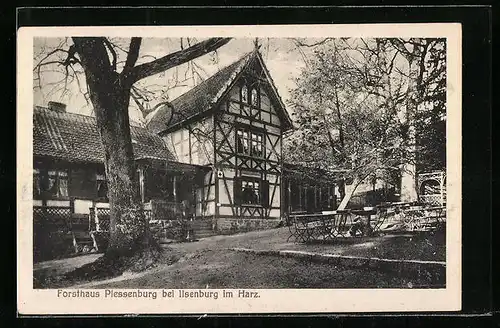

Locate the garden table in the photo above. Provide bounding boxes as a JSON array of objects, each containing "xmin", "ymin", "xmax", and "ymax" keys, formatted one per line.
[{"xmin": 288, "ymin": 210, "xmax": 356, "ymax": 243}]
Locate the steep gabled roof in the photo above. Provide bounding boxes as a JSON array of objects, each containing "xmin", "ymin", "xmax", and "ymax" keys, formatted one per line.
[
  {"xmin": 146, "ymin": 50, "xmax": 293, "ymax": 134},
  {"xmin": 33, "ymin": 106, "xmax": 175, "ymax": 164}
]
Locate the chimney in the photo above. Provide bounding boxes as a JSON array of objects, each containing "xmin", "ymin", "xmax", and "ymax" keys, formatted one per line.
[{"xmin": 48, "ymin": 101, "xmax": 67, "ymax": 113}]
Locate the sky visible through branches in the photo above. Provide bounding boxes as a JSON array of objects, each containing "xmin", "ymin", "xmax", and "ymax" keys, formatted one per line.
[{"xmin": 33, "ymin": 37, "xmax": 310, "ymax": 124}]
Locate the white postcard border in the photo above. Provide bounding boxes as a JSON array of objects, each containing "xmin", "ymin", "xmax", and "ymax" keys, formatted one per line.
[{"xmin": 17, "ymin": 23, "xmax": 462, "ymax": 314}]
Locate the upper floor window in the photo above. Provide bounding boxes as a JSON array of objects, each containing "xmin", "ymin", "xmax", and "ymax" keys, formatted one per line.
[
  {"xmin": 251, "ymin": 88, "xmax": 259, "ymax": 107},
  {"xmin": 241, "ymin": 85, "xmax": 248, "ymax": 103},
  {"xmin": 236, "ymin": 129, "xmax": 249, "ymax": 155},
  {"xmin": 250, "ymin": 132, "xmax": 263, "ymax": 157},
  {"xmin": 240, "ymin": 83, "xmax": 260, "ymax": 108},
  {"xmin": 236, "ymin": 127, "xmax": 264, "ymax": 158}
]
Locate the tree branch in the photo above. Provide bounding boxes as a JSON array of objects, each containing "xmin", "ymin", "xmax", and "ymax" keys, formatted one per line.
[
  {"xmin": 103, "ymin": 38, "xmax": 118, "ymax": 71},
  {"xmin": 293, "ymin": 38, "xmax": 334, "ymax": 48},
  {"xmin": 124, "ymin": 37, "xmax": 231, "ymax": 85},
  {"xmin": 122, "ymin": 37, "xmax": 142, "ymax": 75}
]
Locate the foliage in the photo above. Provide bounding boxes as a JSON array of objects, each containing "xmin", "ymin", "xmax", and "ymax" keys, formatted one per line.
[{"xmin": 285, "ymin": 38, "xmax": 447, "ymax": 197}]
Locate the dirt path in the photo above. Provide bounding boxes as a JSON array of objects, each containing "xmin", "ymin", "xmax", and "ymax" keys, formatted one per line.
[{"xmin": 35, "ymin": 228, "xmax": 445, "ymax": 289}]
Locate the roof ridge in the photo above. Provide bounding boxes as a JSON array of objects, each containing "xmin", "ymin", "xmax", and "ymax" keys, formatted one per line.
[
  {"xmin": 34, "ymin": 104, "xmax": 175, "ymax": 163},
  {"xmin": 35, "ymin": 106, "xmax": 95, "ymax": 120},
  {"xmin": 168, "ymin": 50, "xmax": 254, "ymax": 104},
  {"xmin": 145, "ymin": 51, "xmax": 256, "ymax": 134},
  {"xmin": 144, "ymin": 49, "xmax": 299, "ymax": 134},
  {"xmin": 34, "ymin": 106, "xmax": 145, "ymax": 128}
]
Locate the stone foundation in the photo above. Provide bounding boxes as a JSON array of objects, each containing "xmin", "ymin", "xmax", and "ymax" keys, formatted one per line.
[{"xmin": 215, "ymin": 217, "xmax": 282, "ymax": 234}]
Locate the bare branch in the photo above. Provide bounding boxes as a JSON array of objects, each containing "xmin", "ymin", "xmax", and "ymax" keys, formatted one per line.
[
  {"xmin": 33, "ymin": 49, "xmax": 69, "ymax": 71},
  {"xmin": 107, "ymin": 39, "xmax": 130, "ymax": 54},
  {"xmin": 293, "ymin": 38, "xmax": 334, "ymax": 48},
  {"xmin": 103, "ymin": 38, "xmax": 118, "ymax": 71},
  {"xmin": 124, "ymin": 37, "xmax": 231, "ymax": 85}
]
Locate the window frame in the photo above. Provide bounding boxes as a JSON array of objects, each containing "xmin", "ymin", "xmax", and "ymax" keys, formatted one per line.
[
  {"xmin": 96, "ymin": 171, "xmax": 109, "ymax": 202},
  {"xmin": 235, "ymin": 125, "xmax": 265, "ymax": 159},
  {"xmin": 33, "ymin": 167, "xmax": 70, "ymax": 200},
  {"xmin": 240, "ymin": 84, "xmax": 249, "ymax": 104},
  {"xmin": 33, "ymin": 168, "xmax": 42, "ymax": 199},
  {"xmin": 48, "ymin": 169, "xmax": 69, "ymax": 199},
  {"xmin": 251, "ymin": 86, "xmax": 260, "ymax": 107},
  {"xmin": 234, "ymin": 176, "xmax": 270, "ymax": 208},
  {"xmin": 240, "ymin": 178, "xmax": 262, "ymax": 206},
  {"xmin": 240, "ymin": 82, "xmax": 261, "ymax": 110}
]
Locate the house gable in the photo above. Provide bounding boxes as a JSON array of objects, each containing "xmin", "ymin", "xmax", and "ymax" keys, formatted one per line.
[
  {"xmin": 223, "ymin": 56, "xmax": 288, "ymax": 130},
  {"xmin": 146, "ymin": 50, "xmax": 293, "ymax": 136}
]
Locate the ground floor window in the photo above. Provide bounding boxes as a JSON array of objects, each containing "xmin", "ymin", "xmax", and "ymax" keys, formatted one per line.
[
  {"xmin": 96, "ymin": 171, "xmax": 108, "ymax": 200},
  {"xmin": 33, "ymin": 168, "xmax": 41, "ymax": 198},
  {"xmin": 48, "ymin": 169, "xmax": 69, "ymax": 198},
  {"xmin": 234, "ymin": 177, "xmax": 269, "ymax": 206},
  {"xmin": 33, "ymin": 167, "xmax": 69, "ymax": 199},
  {"xmin": 242, "ymin": 180, "xmax": 261, "ymax": 205}
]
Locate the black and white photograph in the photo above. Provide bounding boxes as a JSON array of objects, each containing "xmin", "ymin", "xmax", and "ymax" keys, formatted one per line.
[{"xmin": 17, "ymin": 24, "xmax": 462, "ymax": 314}]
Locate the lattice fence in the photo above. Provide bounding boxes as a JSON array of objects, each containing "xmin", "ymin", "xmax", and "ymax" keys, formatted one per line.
[
  {"xmin": 33, "ymin": 206, "xmax": 74, "ymax": 262},
  {"xmin": 89, "ymin": 208, "xmax": 154, "ymax": 232},
  {"xmin": 418, "ymin": 171, "xmax": 446, "ymax": 206},
  {"xmin": 33, "ymin": 206, "xmax": 72, "ymax": 232}
]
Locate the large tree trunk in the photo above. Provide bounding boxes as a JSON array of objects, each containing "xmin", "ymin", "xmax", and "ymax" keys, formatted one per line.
[
  {"xmin": 399, "ymin": 40, "xmax": 421, "ymax": 203},
  {"xmin": 400, "ymin": 126, "xmax": 418, "ymax": 203},
  {"xmin": 73, "ymin": 38, "xmax": 153, "ymax": 258},
  {"xmin": 92, "ymin": 85, "xmax": 151, "ymax": 255}
]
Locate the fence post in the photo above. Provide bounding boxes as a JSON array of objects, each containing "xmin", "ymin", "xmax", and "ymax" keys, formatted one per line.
[{"xmin": 94, "ymin": 205, "xmax": 100, "ymax": 232}]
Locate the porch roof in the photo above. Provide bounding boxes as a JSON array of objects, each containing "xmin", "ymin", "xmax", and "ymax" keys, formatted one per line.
[{"xmin": 135, "ymin": 156, "xmax": 210, "ymax": 174}]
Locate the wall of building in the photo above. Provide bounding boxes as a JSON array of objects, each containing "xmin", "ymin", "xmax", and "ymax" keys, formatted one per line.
[
  {"xmin": 195, "ymin": 170, "xmax": 216, "ymax": 217},
  {"xmin": 345, "ymin": 176, "xmax": 399, "ymax": 209},
  {"xmin": 209, "ymin": 74, "xmax": 285, "ymax": 234},
  {"xmin": 33, "ymin": 159, "xmax": 109, "ymax": 214},
  {"xmin": 163, "ymin": 117, "xmax": 214, "ymax": 166}
]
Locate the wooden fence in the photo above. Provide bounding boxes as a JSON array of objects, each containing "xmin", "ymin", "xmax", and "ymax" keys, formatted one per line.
[{"xmin": 34, "ymin": 202, "xmax": 191, "ymax": 262}]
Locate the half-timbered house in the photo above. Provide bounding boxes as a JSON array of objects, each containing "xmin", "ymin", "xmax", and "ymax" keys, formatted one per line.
[{"xmin": 147, "ymin": 49, "xmax": 300, "ymax": 232}]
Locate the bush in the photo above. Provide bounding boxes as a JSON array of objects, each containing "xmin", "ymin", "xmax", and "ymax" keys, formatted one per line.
[
  {"xmin": 91, "ymin": 231, "xmax": 109, "ymax": 252},
  {"xmin": 33, "ymin": 231, "xmax": 74, "ymax": 262}
]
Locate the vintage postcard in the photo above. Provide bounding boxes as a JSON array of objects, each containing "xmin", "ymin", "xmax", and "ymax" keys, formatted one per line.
[{"xmin": 17, "ymin": 23, "xmax": 462, "ymax": 314}]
